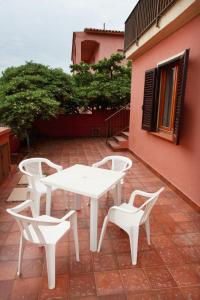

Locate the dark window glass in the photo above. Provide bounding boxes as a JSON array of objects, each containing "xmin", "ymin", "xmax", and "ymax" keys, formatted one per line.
[{"xmin": 162, "ymin": 66, "xmax": 175, "ymax": 127}]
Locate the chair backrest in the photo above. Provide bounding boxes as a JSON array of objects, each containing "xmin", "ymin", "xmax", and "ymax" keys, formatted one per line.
[
  {"xmin": 7, "ymin": 200, "xmax": 58, "ymax": 244},
  {"xmin": 19, "ymin": 158, "xmax": 48, "ymax": 189},
  {"xmin": 139, "ymin": 187, "xmax": 164, "ymax": 225},
  {"xmin": 104, "ymin": 156, "xmax": 132, "ymax": 172}
]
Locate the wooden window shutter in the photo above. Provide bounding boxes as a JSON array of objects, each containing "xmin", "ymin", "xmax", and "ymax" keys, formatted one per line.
[
  {"xmin": 173, "ymin": 49, "xmax": 190, "ymax": 144},
  {"xmin": 142, "ymin": 68, "xmax": 157, "ymax": 131}
]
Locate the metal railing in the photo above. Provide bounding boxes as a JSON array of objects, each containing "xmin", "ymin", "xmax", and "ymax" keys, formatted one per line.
[
  {"xmin": 105, "ymin": 104, "xmax": 130, "ymax": 143},
  {"xmin": 124, "ymin": 0, "xmax": 176, "ymax": 50}
]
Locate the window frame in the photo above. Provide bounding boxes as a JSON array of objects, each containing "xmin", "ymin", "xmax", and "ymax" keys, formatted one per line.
[
  {"xmin": 157, "ymin": 62, "xmax": 179, "ymax": 134},
  {"xmin": 141, "ymin": 49, "xmax": 190, "ymax": 145}
]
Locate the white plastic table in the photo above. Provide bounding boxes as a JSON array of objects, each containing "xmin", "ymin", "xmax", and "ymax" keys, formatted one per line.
[{"xmin": 42, "ymin": 164, "xmax": 124, "ymax": 251}]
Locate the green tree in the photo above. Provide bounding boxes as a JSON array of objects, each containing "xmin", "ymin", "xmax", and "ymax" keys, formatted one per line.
[
  {"xmin": 70, "ymin": 53, "xmax": 131, "ymax": 111},
  {"xmin": 0, "ymin": 55, "xmax": 131, "ymax": 147},
  {"xmin": 70, "ymin": 62, "xmax": 93, "ymax": 112},
  {"xmin": 0, "ymin": 62, "xmax": 73, "ymax": 146}
]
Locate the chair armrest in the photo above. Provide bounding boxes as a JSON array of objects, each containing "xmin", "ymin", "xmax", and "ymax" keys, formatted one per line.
[
  {"xmin": 34, "ymin": 210, "xmax": 77, "ymax": 226},
  {"xmin": 7, "ymin": 199, "xmax": 33, "ymax": 214},
  {"xmin": 108, "ymin": 205, "xmax": 139, "ymax": 216},
  {"xmin": 18, "ymin": 162, "xmax": 32, "ymax": 177},
  {"xmin": 123, "ymin": 164, "xmax": 132, "ymax": 172},
  {"xmin": 129, "ymin": 190, "xmax": 156, "ymax": 205},
  {"xmin": 55, "ymin": 164, "xmax": 63, "ymax": 172},
  {"xmin": 60, "ymin": 210, "xmax": 76, "ymax": 221},
  {"xmin": 137, "ymin": 198, "xmax": 153, "ymax": 211},
  {"xmin": 45, "ymin": 159, "xmax": 63, "ymax": 172},
  {"xmin": 92, "ymin": 160, "xmax": 104, "ymax": 168},
  {"xmin": 92, "ymin": 157, "xmax": 109, "ymax": 168},
  {"xmin": 92, "ymin": 162, "xmax": 100, "ymax": 167}
]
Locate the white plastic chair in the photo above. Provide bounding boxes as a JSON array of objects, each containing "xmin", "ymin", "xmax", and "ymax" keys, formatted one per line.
[
  {"xmin": 98, "ymin": 187, "xmax": 164, "ymax": 265},
  {"xmin": 19, "ymin": 158, "xmax": 63, "ymax": 216},
  {"xmin": 7, "ymin": 199, "xmax": 79, "ymax": 289},
  {"xmin": 92, "ymin": 155, "xmax": 132, "ymax": 200},
  {"xmin": 92, "ymin": 155, "xmax": 132, "ymax": 173}
]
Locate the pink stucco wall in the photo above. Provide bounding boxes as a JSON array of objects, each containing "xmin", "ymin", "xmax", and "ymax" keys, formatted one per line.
[
  {"xmin": 72, "ymin": 31, "xmax": 124, "ymax": 64},
  {"xmin": 129, "ymin": 15, "xmax": 200, "ymax": 206}
]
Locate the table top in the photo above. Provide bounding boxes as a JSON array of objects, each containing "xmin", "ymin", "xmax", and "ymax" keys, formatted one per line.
[{"xmin": 42, "ymin": 164, "xmax": 124, "ymax": 199}]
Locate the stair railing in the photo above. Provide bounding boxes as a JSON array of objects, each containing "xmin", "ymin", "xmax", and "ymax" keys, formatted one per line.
[{"xmin": 105, "ymin": 103, "xmax": 130, "ymax": 143}]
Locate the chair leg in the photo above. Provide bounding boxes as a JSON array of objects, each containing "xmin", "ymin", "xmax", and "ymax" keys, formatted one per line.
[
  {"xmin": 31, "ymin": 190, "xmax": 41, "ymax": 217},
  {"xmin": 97, "ymin": 216, "xmax": 109, "ymax": 252},
  {"xmin": 145, "ymin": 218, "xmax": 151, "ymax": 245},
  {"xmin": 17, "ymin": 235, "xmax": 26, "ymax": 276},
  {"xmin": 45, "ymin": 244, "xmax": 56, "ymax": 289},
  {"xmin": 72, "ymin": 213, "xmax": 80, "ymax": 261},
  {"xmin": 114, "ymin": 183, "xmax": 122, "ymax": 206},
  {"xmin": 129, "ymin": 226, "xmax": 139, "ymax": 265}
]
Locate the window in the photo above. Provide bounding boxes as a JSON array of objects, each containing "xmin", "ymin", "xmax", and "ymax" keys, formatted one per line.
[
  {"xmin": 158, "ymin": 62, "xmax": 178, "ymax": 132},
  {"xmin": 142, "ymin": 49, "xmax": 189, "ymax": 144}
]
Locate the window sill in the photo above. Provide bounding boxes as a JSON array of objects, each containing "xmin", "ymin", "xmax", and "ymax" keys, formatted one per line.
[{"xmin": 150, "ymin": 130, "xmax": 174, "ymax": 142}]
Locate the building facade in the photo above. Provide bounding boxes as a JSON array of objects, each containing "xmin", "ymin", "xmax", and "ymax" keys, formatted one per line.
[
  {"xmin": 125, "ymin": 0, "xmax": 200, "ymax": 206},
  {"xmin": 71, "ymin": 28, "xmax": 124, "ymax": 64}
]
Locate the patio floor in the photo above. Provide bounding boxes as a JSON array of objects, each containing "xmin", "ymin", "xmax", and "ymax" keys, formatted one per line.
[{"xmin": 0, "ymin": 137, "xmax": 200, "ymax": 300}]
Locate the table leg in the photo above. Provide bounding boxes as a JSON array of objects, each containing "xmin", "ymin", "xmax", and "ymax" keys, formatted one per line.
[
  {"xmin": 75, "ymin": 194, "xmax": 81, "ymax": 210},
  {"xmin": 90, "ymin": 198, "xmax": 98, "ymax": 251},
  {"xmin": 46, "ymin": 186, "xmax": 52, "ymax": 215}
]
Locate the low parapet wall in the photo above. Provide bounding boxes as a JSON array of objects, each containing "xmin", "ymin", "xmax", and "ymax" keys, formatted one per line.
[{"xmin": 34, "ymin": 110, "xmax": 118, "ymax": 138}]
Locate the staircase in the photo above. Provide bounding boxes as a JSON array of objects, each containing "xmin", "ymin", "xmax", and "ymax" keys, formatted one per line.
[
  {"xmin": 105, "ymin": 104, "xmax": 130, "ymax": 151},
  {"xmin": 107, "ymin": 130, "xmax": 129, "ymax": 151}
]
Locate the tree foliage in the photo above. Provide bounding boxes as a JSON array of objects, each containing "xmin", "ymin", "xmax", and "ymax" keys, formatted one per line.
[
  {"xmin": 70, "ymin": 53, "xmax": 131, "ymax": 111},
  {"xmin": 0, "ymin": 54, "xmax": 131, "ymax": 141},
  {"xmin": 0, "ymin": 62, "xmax": 72, "ymax": 138}
]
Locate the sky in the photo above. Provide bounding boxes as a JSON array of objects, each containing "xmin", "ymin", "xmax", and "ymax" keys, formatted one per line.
[{"xmin": 0, "ymin": 0, "xmax": 138, "ymax": 74}]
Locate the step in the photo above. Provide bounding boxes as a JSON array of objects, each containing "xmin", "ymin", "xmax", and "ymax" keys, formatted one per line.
[
  {"xmin": 113, "ymin": 135, "xmax": 128, "ymax": 148},
  {"xmin": 113, "ymin": 135, "xmax": 128, "ymax": 143},
  {"xmin": 121, "ymin": 131, "xmax": 129, "ymax": 138},
  {"xmin": 107, "ymin": 139, "xmax": 129, "ymax": 152}
]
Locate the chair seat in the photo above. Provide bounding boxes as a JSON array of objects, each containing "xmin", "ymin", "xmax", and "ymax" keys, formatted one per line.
[
  {"xmin": 109, "ymin": 203, "xmax": 144, "ymax": 230},
  {"xmin": 28, "ymin": 181, "xmax": 58, "ymax": 194},
  {"xmin": 7, "ymin": 197, "xmax": 79, "ymax": 289},
  {"xmin": 98, "ymin": 187, "xmax": 164, "ymax": 265},
  {"xmin": 23, "ymin": 215, "xmax": 70, "ymax": 244}
]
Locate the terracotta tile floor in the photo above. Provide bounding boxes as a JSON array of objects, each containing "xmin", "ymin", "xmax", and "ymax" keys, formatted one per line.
[{"xmin": 0, "ymin": 137, "xmax": 200, "ymax": 300}]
